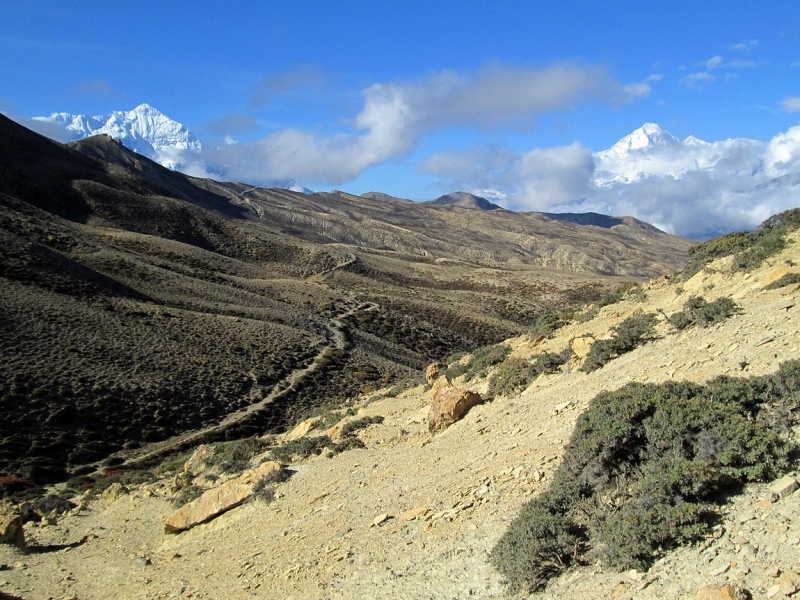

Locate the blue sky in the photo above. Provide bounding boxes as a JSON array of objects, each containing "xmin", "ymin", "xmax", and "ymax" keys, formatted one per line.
[{"xmin": 2, "ymin": 1, "xmax": 800, "ymax": 235}]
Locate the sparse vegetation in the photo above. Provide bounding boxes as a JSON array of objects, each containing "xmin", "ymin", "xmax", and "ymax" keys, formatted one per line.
[
  {"xmin": 580, "ymin": 313, "xmax": 658, "ymax": 372},
  {"xmin": 252, "ymin": 467, "xmax": 292, "ymax": 504},
  {"xmin": 443, "ymin": 343, "xmax": 511, "ymax": 381},
  {"xmin": 172, "ymin": 485, "xmax": 204, "ymax": 508},
  {"xmin": 668, "ymin": 296, "xmax": 740, "ymax": 330},
  {"xmin": 528, "ymin": 309, "xmax": 575, "ymax": 339},
  {"xmin": 764, "ymin": 272, "xmax": 800, "ymax": 290},
  {"xmin": 487, "ymin": 349, "xmax": 573, "ymax": 399},
  {"xmin": 491, "ymin": 360, "xmax": 799, "ymax": 593},
  {"xmin": 683, "ymin": 207, "xmax": 800, "ymax": 278},
  {"xmin": 339, "ymin": 415, "xmax": 385, "ymax": 438},
  {"xmin": 598, "ymin": 281, "xmax": 646, "ymax": 307}
]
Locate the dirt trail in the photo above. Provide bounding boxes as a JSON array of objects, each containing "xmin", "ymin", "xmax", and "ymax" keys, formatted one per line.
[{"xmin": 114, "ymin": 300, "xmax": 378, "ymax": 470}]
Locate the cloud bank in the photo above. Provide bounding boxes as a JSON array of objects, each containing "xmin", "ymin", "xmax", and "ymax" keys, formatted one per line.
[
  {"xmin": 182, "ymin": 63, "xmax": 632, "ymax": 185},
  {"xmin": 428, "ymin": 124, "xmax": 800, "ymax": 239}
]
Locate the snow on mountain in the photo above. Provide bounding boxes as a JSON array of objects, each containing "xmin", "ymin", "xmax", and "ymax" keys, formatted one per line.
[
  {"xmin": 549, "ymin": 123, "xmax": 800, "ymax": 239},
  {"xmin": 592, "ymin": 124, "xmax": 766, "ymax": 188},
  {"xmin": 596, "ymin": 122, "xmax": 680, "ymax": 160},
  {"xmin": 32, "ymin": 104, "xmax": 313, "ymax": 193},
  {"xmin": 34, "ymin": 104, "xmax": 202, "ymax": 159},
  {"xmin": 682, "ymin": 135, "xmax": 710, "ymax": 147}
]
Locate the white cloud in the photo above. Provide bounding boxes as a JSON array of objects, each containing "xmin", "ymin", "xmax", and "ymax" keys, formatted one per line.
[
  {"xmin": 727, "ymin": 59, "xmax": 757, "ymax": 68},
  {"xmin": 792, "ymin": 62, "xmax": 800, "ymax": 68},
  {"xmin": 421, "ymin": 125, "xmax": 800, "ymax": 239},
  {"xmin": 623, "ymin": 82, "xmax": 651, "ymax": 98},
  {"xmin": 421, "ymin": 142, "xmax": 596, "ymax": 210},
  {"xmin": 729, "ymin": 40, "xmax": 758, "ymax": 51},
  {"xmin": 705, "ymin": 56, "xmax": 724, "ymax": 70},
  {"xmin": 645, "ymin": 74, "xmax": 664, "ymax": 82},
  {"xmin": 780, "ymin": 97, "xmax": 800, "ymax": 113},
  {"xmin": 681, "ymin": 72, "xmax": 716, "ymax": 86},
  {"xmin": 191, "ymin": 63, "xmax": 626, "ymax": 185}
]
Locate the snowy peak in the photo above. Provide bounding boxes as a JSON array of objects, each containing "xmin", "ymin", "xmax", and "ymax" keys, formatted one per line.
[
  {"xmin": 599, "ymin": 123, "xmax": 680, "ymax": 159},
  {"xmin": 33, "ymin": 104, "xmax": 201, "ymax": 158},
  {"xmin": 683, "ymin": 134, "xmax": 710, "ymax": 146}
]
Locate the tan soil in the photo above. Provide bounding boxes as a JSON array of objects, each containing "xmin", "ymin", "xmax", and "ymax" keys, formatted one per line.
[{"xmin": 1, "ymin": 233, "xmax": 799, "ymax": 600}]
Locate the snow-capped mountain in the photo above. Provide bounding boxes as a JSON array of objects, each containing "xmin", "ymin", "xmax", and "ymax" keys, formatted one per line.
[
  {"xmin": 31, "ymin": 104, "xmax": 312, "ymax": 193},
  {"xmin": 592, "ymin": 123, "xmax": 767, "ymax": 188},
  {"xmin": 596, "ymin": 122, "xmax": 680, "ymax": 160},
  {"xmin": 34, "ymin": 103, "xmax": 202, "ymax": 159}
]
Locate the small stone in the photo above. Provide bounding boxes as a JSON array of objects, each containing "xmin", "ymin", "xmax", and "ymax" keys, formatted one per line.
[
  {"xmin": 398, "ymin": 507, "xmax": 428, "ymax": 521},
  {"xmin": 425, "ymin": 362, "xmax": 446, "ymax": 384},
  {"xmin": 766, "ymin": 584, "xmax": 781, "ymax": 598},
  {"xmin": 770, "ymin": 476, "xmax": 798, "ymax": 499},
  {"xmin": 696, "ymin": 583, "xmax": 748, "ymax": 600},
  {"xmin": 102, "ymin": 482, "xmax": 129, "ymax": 506},
  {"xmin": 710, "ymin": 563, "xmax": 731, "ymax": 577},
  {"xmin": 183, "ymin": 444, "xmax": 216, "ymax": 475},
  {"xmin": 0, "ymin": 503, "xmax": 25, "ymax": 548},
  {"xmin": 571, "ymin": 337, "xmax": 595, "ymax": 358},
  {"xmin": 776, "ymin": 570, "xmax": 800, "ymax": 595},
  {"xmin": 372, "ymin": 513, "xmax": 389, "ymax": 527},
  {"xmin": 428, "ymin": 388, "xmax": 482, "ymax": 433}
]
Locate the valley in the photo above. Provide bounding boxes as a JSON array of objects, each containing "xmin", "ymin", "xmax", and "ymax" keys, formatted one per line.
[{"xmin": 0, "ymin": 115, "xmax": 691, "ymax": 486}]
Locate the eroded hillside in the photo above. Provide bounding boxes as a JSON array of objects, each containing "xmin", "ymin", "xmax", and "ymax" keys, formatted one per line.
[{"xmin": 0, "ymin": 115, "xmax": 691, "ymax": 484}]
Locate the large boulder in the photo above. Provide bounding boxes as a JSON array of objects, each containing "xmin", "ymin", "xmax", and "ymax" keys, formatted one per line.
[
  {"xmin": 0, "ymin": 502, "xmax": 25, "ymax": 548},
  {"xmin": 428, "ymin": 388, "xmax": 482, "ymax": 433},
  {"xmin": 165, "ymin": 461, "xmax": 282, "ymax": 533}
]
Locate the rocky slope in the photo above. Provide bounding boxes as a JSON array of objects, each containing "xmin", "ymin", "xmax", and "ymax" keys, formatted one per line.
[{"xmin": 1, "ymin": 229, "xmax": 797, "ymax": 599}]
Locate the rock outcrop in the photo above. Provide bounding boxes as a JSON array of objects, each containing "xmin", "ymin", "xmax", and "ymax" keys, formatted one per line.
[
  {"xmin": 428, "ymin": 388, "xmax": 482, "ymax": 433},
  {"xmin": 571, "ymin": 336, "xmax": 596, "ymax": 358},
  {"xmin": 0, "ymin": 502, "xmax": 25, "ymax": 548},
  {"xmin": 426, "ymin": 362, "xmax": 446, "ymax": 384},
  {"xmin": 165, "ymin": 461, "xmax": 282, "ymax": 533}
]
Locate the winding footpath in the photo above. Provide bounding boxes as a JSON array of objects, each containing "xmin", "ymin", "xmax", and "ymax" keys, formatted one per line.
[{"xmin": 111, "ymin": 298, "xmax": 378, "ymax": 470}]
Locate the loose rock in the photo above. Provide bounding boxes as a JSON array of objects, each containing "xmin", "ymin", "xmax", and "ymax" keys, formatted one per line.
[
  {"xmin": 0, "ymin": 503, "xmax": 25, "ymax": 548},
  {"xmin": 165, "ymin": 461, "xmax": 282, "ymax": 532},
  {"xmin": 428, "ymin": 388, "xmax": 482, "ymax": 433}
]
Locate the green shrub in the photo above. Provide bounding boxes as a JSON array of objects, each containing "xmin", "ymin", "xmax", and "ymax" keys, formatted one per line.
[
  {"xmin": 252, "ymin": 467, "xmax": 292, "ymax": 504},
  {"xmin": 683, "ymin": 207, "xmax": 800, "ymax": 278},
  {"xmin": 172, "ymin": 485, "xmax": 204, "ymax": 508},
  {"xmin": 580, "ymin": 313, "xmax": 658, "ymax": 372},
  {"xmin": 269, "ymin": 435, "xmax": 332, "ymax": 462},
  {"xmin": 764, "ymin": 272, "xmax": 800, "ymax": 290},
  {"xmin": 598, "ymin": 282, "xmax": 645, "ymax": 307},
  {"xmin": 668, "ymin": 296, "xmax": 740, "ymax": 330},
  {"xmin": 491, "ymin": 361, "xmax": 798, "ymax": 593},
  {"xmin": 529, "ymin": 312, "xmax": 566, "ymax": 339},
  {"xmin": 488, "ymin": 349, "xmax": 573, "ymax": 399},
  {"xmin": 339, "ymin": 415, "xmax": 384, "ymax": 437},
  {"xmin": 442, "ymin": 343, "xmax": 511, "ymax": 381}
]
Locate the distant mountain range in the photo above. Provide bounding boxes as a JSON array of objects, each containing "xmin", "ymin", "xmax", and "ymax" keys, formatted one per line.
[{"xmin": 25, "ymin": 106, "xmax": 800, "ymax": 238}]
